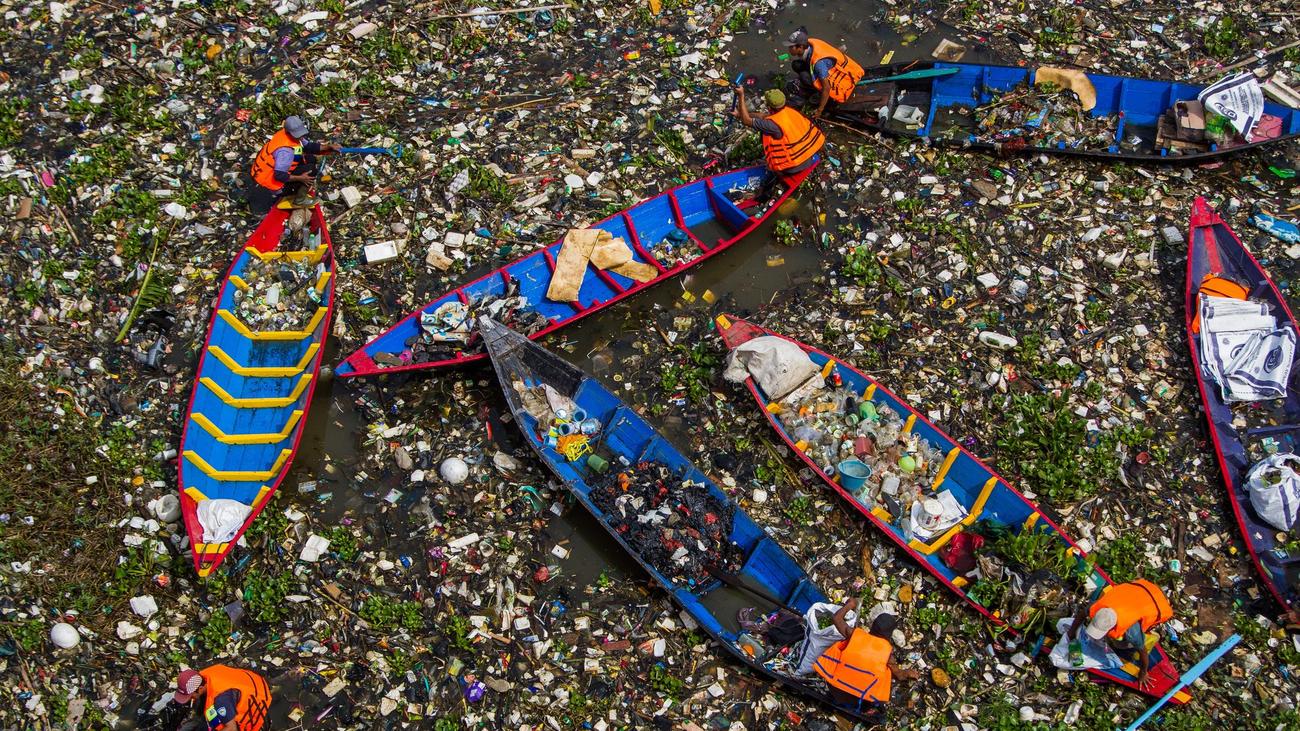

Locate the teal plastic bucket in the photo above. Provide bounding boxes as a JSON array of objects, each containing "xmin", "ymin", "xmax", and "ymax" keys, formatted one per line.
[{"xmin": 838, "ymin": 459, "xmax": 873, "ymax": 491}]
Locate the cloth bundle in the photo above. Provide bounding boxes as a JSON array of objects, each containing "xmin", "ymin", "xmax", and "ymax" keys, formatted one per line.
[{"xmin": 1199, "ymin": 294, "xmax": 1296, "ymax": 402}]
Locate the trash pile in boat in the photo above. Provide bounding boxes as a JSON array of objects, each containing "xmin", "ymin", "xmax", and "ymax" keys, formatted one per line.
[
  {"xmin": 382, "ymin": 284, "xmax": 550, "ymax": 367},
  {"xmin": 231, "ymin": 251, "xmax": 326, "ymax": 333},
  {"xmin": 588, "ymin": 461, "xmax": 743, "ymax": 587},
  {"xmin": 965, "ymin": 84, "xmax": 1118, "ymax": 151}
]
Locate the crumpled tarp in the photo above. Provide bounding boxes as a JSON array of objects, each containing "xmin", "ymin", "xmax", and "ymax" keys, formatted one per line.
[{"xmin": 723, "ymin": 335, "xmax": 823, "ymax": 403}]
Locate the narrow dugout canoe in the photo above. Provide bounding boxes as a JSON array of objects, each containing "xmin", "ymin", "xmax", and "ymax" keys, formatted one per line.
[
  {"xmin": 715, "ymin": 314, "xmax": 1187, "ymax": 702},
  {"xmin": 480, "ymin": 316, "xmax": 886, "ymax": 722},
  {"xmin": 178, "ymin": 206, "xmax": 335, "ymax": 577},
  {"xmin": 336, "ymin": 161, "xmax": 817, "ymax": 378},
  {"xmin": 1185, "ymin": 197, "xmax": 1300, "ymax": 614},
  {"xmin": 833, "ymin": 61, "xmax": 1300, "ymax": 163}
]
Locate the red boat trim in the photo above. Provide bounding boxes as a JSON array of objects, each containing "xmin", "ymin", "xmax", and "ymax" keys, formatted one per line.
[
  {"xmin": 669, "ymin": 191, "xmax": 711, "ymax": 252},
  {"xmin": 623, "ymin": 212, "xmax": 665, "ymax": 273}
]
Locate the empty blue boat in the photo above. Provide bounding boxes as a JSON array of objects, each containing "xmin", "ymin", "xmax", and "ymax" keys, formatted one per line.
[
  {"xmin": 337, "ymin": 163, "xmax": 817, "ymax": 377},
  {"xmin": 839, "ymin": 62, "xmax": 1300, "ymax": 162},
  {"xmin": 479, "ymin": 316, "xmax": 883, "ymax": 722}
]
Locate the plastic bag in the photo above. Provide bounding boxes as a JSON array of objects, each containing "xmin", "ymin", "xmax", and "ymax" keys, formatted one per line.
[
  {"xmin": 790, "ymin": 602, "xmax": 856, "ymax": 675},
  {"xmin": 1246, "ymin": 453, "xmax": 1300, "ymax": 532}
]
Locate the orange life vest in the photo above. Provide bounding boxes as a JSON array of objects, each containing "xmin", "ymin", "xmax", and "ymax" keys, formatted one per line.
[
  {"xmin": 761, "ymin": 106, "xmax": 825, "ymax": 173},
  {"xmin": 250, "ymin": 129, "xmax": 303, "ymax": 192},
  {"xmin": 1089, "ymin": 579, "xmax": 1173, "ymax": 641},
  {"xmin": 814, "ymin": 628, "xmax": 893, "ymax": 704},
  {"xmin": 807, "ymin": 38, "xmax": 865, "ymax": 103},
  {"xmin": 1191, "ymin": 274, "xmax": 1249, "ymax": 333},
  {"xmin": 198, "ymin": 664, "xmax": 271, "ymax": 731}
]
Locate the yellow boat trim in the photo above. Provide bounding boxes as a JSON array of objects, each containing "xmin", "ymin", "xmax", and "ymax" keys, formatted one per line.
[
  {"xmin": 862, "ymin": 383, "xmax": 877, "ymax": 400},
  {"xmin": 909, "ymin": 522, "xmax": 966, "ymax": 555},
  {"xmin": 966, "ymin": 476, "xmax": 999, "ymax": 519},
  {"xmin": 902, "ymin": 413, "xmax": 917, "ymax": 434},
  {"xmin": 184, "ymin": 486, "xmax": 208, "ymax": 503},
  {"xmin": 201, "ymin": 373, "xmax": 312, "ymax": 408},
  {"xmin": 1023, "ymin": 512, "xmax": 1041, "ymax": 530},
  {"xmin": 870, "ymin": 506, "xmax": 893, "ymax": 522},
  {"xmin": 765, "ymin": 402, "xmax": 783, "ymax": 414},
  {"xmin": 209, "ymin": 342, "xmax": 321, "ymax": 377},
  {"xmin": 217, "ymin": 307, "xmax": 327, "ymax": 341},
  {"xmin": 715, "ymin": 314, "xmax": 732, "ymax": 329},
  {"xmin": 194, "ymin": 541, "xmax": 231, "ymax": 556},
  {"xmin": 931, "ymin": 447, "xmax": 960, "ymax": 489},
  {"xmin": 951, "ymin": 576, "xmax": 968, "ymax": 588},
  {"xmin": 190, "ymin": 410, "xmax": 303, "ymax": 445},
  {"xmin": 229, "ymin": 275, "xmax": 250, "ymax": 292},
  {"xmin": 183, "ymin": 448, "xmax": 292, "ymax": 481},
  {"xmin": 314, "ymin": 269, "xmax": 333, "ymax": 292},
  {"xmin": 244, "ymin": 244, "xmax": 328, "ymax": 264}
]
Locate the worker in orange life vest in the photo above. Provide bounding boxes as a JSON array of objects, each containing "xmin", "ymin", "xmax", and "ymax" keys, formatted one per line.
[
  {"xmin": 813, "ymin": 599, "xmax": 920, "ymax": 714},
  {"xmin": 247, "ymin": 115, "xmax": 340, "ymax": 214},
  {"xmin": 1067, "ymin": 578, "xmax": 1174, "ymax": 686},
  {"xmin": 172, "ymin": 664, "xmax": 272, "ymax": 731},
  {"xmin": 785, "ymin": 28, "xmax": 865, "ymax": 118},
  {"xmin": 732, "ymin": 86, "xmax": 824, "ymax": 188}
]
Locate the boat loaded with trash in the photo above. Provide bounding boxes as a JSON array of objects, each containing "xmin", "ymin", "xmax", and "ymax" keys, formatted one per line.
[
  {"xmin": 336, "ymin": 162, "xmax": 817, "ymax": 378},
  {"xmin": 479, "ymin": 316, "xmax": 884, "ymax": 722},
  {"xmin": 178, "ymin": 206, "xmax": 336, "ymax": 577},
  {"xmin": 714, "ymin": 315, "xmax": 1188, "ymax": 702},
  {"xmin": 1185, "ymin": 197, "xmax": 1300, "ymax": 615},
  {"xmin": 835, "ymin": 62, "xmax": 1300, "ymax": 162}
]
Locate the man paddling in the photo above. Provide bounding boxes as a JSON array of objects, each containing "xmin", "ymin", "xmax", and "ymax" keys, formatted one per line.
[
  {"xmin": 1067, "ymin": 578, "xmax": 1174, "ymax": 685},
  {"xmin": 785, "ymin": 29, "xmax": 865, "ymax": 118},
  {"xmin": 812, "ymin": 599, "xmax": 920, "ymax": 714},
  {"xmin": 733, "ymin": 87, "xmax": 824, "ymax": 200},
  {"xmin": 247, "ymin": 115, "xmax": 340, "ymax": 215}
]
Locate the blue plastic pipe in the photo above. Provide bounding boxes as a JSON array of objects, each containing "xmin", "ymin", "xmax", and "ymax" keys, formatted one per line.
[
  {"xmin": 1123, "ymin": 633, "xmax": 1241, "ymax": 731},
  {"xmin": 340, "ymin": 144, "xmax": 404, "ymax": 158}
]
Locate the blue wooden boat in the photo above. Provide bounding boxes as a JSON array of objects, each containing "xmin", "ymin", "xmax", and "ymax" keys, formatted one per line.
[
  {"xmin": 479, "ymin": 316, "xmax": 881, "ymax": 721},
  {"xmin": 714, "ymin": 315, "xmax": 1188, "ymax": 702},
  {"xmin": 178, "ymin": 206, "xmax": 335, "ymax": 577},
  {"xmin": 336, "ymin": 162, "xmax": 817, "ymax": 378},
  {"xmin": 1185, "ymin": 197, "xmax": 1300, "ymax": 615},
  {"xmin": 838, "ymin": 62, "xmax": 1300, "ymax": 162}
]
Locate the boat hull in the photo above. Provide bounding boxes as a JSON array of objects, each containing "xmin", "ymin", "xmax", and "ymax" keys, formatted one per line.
[
  {"xmin": 337, "ymin": 162, "xmax": 817, "ymax": 377},
  {"xmin": 177, "ymin": 206, "xmax": 335, "ymax": 577},
  {"xmin": 1184, "ymin": 197, "xmax": 1299, "ymax": 614},
  {"xmin": 714, "ymin": 314, "xmax": 1186, "ymax": 702}
]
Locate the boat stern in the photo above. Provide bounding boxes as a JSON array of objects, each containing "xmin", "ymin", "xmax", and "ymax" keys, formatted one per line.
[{"xmin": 713, "ymin": 313, "xmax": 767, "ymax": 350}]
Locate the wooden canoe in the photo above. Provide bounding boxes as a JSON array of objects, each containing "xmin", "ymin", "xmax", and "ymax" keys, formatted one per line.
[
  {"xmin": 336, "ymin": 161, "xmax": 818, "ymax": 378},
  {"xmin": 1185, "ymin": 197, "xmax": 1299, "ymax": 615},
  {"xmin": 178, "ymin": 206, "xmax": 335, "ymax": 577},
  {"xmin": 714, "ymin": 314, "xmax": 1187, "ymax": 702}
]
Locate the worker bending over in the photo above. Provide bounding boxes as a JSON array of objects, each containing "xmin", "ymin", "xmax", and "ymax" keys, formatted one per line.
[{"xmin": 786, "ymin": 29, "xmax": 865, "ymax": 118}]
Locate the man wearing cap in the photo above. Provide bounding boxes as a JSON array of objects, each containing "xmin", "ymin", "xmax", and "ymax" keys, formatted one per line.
[
  {"xmin": 812, "ymin": 598, "xmax": 920, "ymax": 714},
  {"xmin": 732, "ymin": 86, "xmax": 824, "ymax": 186},
  {"xmin": 785, "ymin": 29, "xmax": 865, "ymax": 118},
  {"xmin": 173, "ymin": 664, "xmax": 271, "ymax": 731},
  {"xmin": 247, "ymin": 115, "xmax": 340, "ymax": 214},
  {"xmin": 1067, "ymin": 578, "xmax": 1174, "ymax": 685}
]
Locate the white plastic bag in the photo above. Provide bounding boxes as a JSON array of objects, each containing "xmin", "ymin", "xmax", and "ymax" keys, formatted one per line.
[
  {"xmin": 790, "ymin": 602, "xmax": 857, "ymax": 675},
  {"xmin": 196, "ymin": 499, "xmax": 252, "ymax": 544},
  {"xmin": 723, "ymin": 335, "xmax": 822, "ymax": 403},
  {"xmin": 1246, "ymin": 453, "xmax": 1300, "ymax": 532}
]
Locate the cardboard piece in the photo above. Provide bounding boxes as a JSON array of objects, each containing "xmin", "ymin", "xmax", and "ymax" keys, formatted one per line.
[
  {"xmin": 610, "ymin": 260, "xmax": 658, "ymax": 282},
  {"xmin": 546, "ymin": 229, "xmax": 600, "ymax": 302},
  {"xmin": 590, "ymin": 236, "xmax": 633, "ymax": 269},
  {"xmin": 1034, "ymin": 67, "xmax": 1097, "ymax": 111}
]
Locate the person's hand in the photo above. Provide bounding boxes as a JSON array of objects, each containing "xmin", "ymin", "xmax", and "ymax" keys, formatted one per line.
[
  {"xmin": 734, "ymin": 85, "xmax": 745, "ymax": 96},
  {"xmin": 1136, "ymin": 668, "xmax": 1150, "ymax": 687},
  {"xmin": 810, "ymin": 108, "xmax": 823, "ymax": 120},
  {"xmin": 844, "ymin": 596, "xmax": 860, "ymax": 611},
  {"xmin": 320, "ymin": 142, "xmax": 341, "ymax": 154},
  {"xmin": 293, "ymin": 172, "xmax": 316, "ymax": 183},
  {"xmin": 899, "ymin": 668, "xmax": 922, "ymax": 681}
]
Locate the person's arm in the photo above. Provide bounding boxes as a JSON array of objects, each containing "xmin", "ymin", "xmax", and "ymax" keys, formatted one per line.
[
  {"xmin": 315, "ymin": 142, "xmax": 341, "ymax": 155},
  {"xmin": 814, "ymin": 82, "xmax": 831, "ymax": 118},
  {"xmin": 831, "ymin": 597, "xmax": 859, "ymax": 638},
  {"xmin": 887, "ymin": 654, "xmax": 921, "ymax": 681},
  {"xmin": 734, "ymin": 86, "xmax": 753, "ymax": 128},
  {"xmin": 1067, "ymin": 604, "xmax": 1089, "ymax": 640},
  {"xmin": 1136, "ymin": 642, "xmax": 1150, "ymax": 684}
]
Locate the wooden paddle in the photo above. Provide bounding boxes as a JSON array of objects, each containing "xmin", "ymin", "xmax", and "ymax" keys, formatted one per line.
[
  {"xmin": 704, "ymin": 564, "xmax": 799, "ymax": 614},
  {"xmin": 857, "ymin": 67, "xmax": 960, "ymax": 86}
]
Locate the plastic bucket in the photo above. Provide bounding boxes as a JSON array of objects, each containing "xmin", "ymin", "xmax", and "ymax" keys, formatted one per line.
[{"xmin": 837, "ymin": 459, "xmax": 873, "ymax": 491}]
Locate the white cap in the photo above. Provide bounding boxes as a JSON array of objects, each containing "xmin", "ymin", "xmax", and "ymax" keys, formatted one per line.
[{"xmin": 1086, "ymin": 607, "xmax": 1118, "ymax": 640}]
